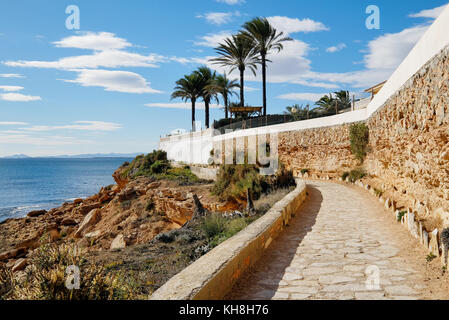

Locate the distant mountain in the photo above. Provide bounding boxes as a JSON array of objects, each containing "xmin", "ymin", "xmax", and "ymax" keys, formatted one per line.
[
  {"xmin": 46, "ymin": 153, "xmax": 142, "ymax": 159},
  {"xmin": 2, "ymin": 154, "xmax": 32, "ymax": 159},
  {"xmin": 1, "ymin": 153, "xmax": 142, "ymax": 159}
]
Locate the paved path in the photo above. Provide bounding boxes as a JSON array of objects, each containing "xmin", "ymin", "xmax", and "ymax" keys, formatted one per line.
[{"xmin": 228, "ymin": 181, "xmax": 440, "ymax": 300}]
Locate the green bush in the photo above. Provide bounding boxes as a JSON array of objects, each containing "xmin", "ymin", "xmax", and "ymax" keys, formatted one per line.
[
  {"xmin": 120, "ymin": 150, "xmax": 200, "ymax": 184},
  {"xmin": 397, "ymin": 210, "xmax": 407, "ymax": 222},
  {"xmin": 145, "ymin": 199, "xmax": 155, "ymax": 212},
  {"xmin": 347, "ymin": 168, "xmax": 367, "ymax": 182},
  {"xmin": 341, "ymin": 172, "xmax": 350, "ymax": 181},
  {"xmin": 301, "ymin": 169, "xmax": 310, "ymax": 175},
  {"xmin": 349, "ymin": 123, "xmax": 369, "ymax": 163},
  {"xmin": 200, "ymin": 214, "xmax": 227, "ymax": 238}
]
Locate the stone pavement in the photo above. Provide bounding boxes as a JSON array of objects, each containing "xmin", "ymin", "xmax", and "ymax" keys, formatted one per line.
[{"xmin": 228, "ymin": 181, "xmax": 431, "ymax": 300}]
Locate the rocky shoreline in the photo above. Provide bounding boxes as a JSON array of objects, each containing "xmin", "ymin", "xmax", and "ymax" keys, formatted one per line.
[{"xmin": 0, "ymin": 165, "xmax": 223, "ymax": 273}]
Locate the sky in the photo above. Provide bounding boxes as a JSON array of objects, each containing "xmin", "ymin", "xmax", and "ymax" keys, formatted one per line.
[{"xmin": 0, "ymin": 0, "xmax": 447, "ymax": 157}]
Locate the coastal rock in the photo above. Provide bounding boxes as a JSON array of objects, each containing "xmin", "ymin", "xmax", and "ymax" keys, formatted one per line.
[
  {"xmin": 0, "ymin": 248, "xmax": 26, "ymax": 261},
  {"xmin": 118, "ymin": 187, "xmax": 138, "ymax": 202},
  {"xmin": 74, "ymin": 209, "xmax": 102, "ymax": 238},
  {"xmin": 73, "ymin": 203, "xmax": 101, "ymax": 216},
  {"xmin": 12, "ymin": 258, "xmax": 27, "ymax": 272},
  {"xmin": 110, "ymin": 234, "xmax": 126, "ymax": 250},
  {"xmin": 27, "ymin": 210, "xmax": 47, "ymax": 218},
  {"xmin": 61, "ymin": 218, "xmax": 78, "ymax": 226}
]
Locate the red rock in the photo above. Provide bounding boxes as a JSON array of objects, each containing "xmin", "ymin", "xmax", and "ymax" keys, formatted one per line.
[
  {"xmin": 61, "ymin": 218, "xmax": 77, "ymax": 226},
  {"xmin": 27, "ymin": 210, "xmax": 47, "ymax": 218},
  {"xmin": 74, "ymin": 209, "xmax": 102, "ymax": 238},
  {"xmin": 12, "ymin": 258, "xmax": 27, "ymax": 272},
  {"xmin": 0, "ymin": 248, "xmax": 26, "ymax": 261}
]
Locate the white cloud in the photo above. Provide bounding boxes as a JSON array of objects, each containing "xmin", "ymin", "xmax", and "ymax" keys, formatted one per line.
[
  {"xmin": 364, "ymin": 25, "xmax": 428, "ymax": 70},
  {"xmin": 0, "ymin": 86, "xmax": 24, "ymax": 92},
  {"xmin": 0, "ymin": 133, "xmax": 93, "ymax": 146},
  {"xmin": 267, "ymin": 16, "xmax": 329, "ymax": 35},
  {"xmin": 0, "ymin": 74, "xmax": 24, "ymax": 78},
  {"xmin": 63, "ymin": 69, "xmax": 162, "ymax": 94},
  {"xmin": 53, "ymin": 32, "xmax": 131, "ymax": 51},
  {"xmin": 0, "ymin": 93, "xmax": 41, "ymax": 102},
  {"xmin": 278, "ymin": 92, "xmax": 326, "ymax": 102},
  {"xmin": 145, "ymin": 103, "xmax": 222, "ymax": 110},
  {"xmin": 194, "ymin": 31, "xmax": 232, "ymax": 47},
  {"xmin": 0, "ymin": 122, "xmax": 28, "ymax": 125},
  {"xmin": 5, "ymin": 50, "xmax": 162, "ymax": 70},
  {"xmin": 216, "ymin": 0, "xmax": 245, "ymax": 5},
  {"xmin": 197, "ymin": 12, "xmax": 240, "ymax": 25},
  {"xmin": 409, "ymin": 4, "xmax": 447, "ymax": 19},
  {"xmin": 20, "ymin": 121, "xmax": 122, "ymax": 132},
  {"xmin": 326, "ymin": 43, "xmax": 347, "ymax": 53}
]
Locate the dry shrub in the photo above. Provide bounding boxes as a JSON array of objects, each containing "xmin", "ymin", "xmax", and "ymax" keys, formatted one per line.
[{"xmin": 1, "ymin": 243, "xmax": 135, "ymax": 300}]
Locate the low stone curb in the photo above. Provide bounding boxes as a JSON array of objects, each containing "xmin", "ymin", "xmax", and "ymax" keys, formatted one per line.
[{"xmin": 149, "ymin": 179, "xmax": 307, "ymax": 300}]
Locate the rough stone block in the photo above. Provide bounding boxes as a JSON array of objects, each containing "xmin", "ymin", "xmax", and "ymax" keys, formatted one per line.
[
  {"xmin": 429, "ymin": 229, "xmax": 440, "ymax": 257},
  {"xmin": 423, "ymin": 230, "xmax": 429, "ymax": 249}
]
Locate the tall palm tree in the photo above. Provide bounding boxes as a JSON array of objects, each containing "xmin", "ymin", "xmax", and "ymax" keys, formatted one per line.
[
  {"xmin": 334, "ymin": 90, "xmax": 351, "ymax": 111},
  {"xmin": 242, "ymin": 17, "xmax": 292, "ymax": 116},
  {"xmin": 206, "ymin": 73, "xmax": 239, "ymax": 119},
  {"xmin": 315, "ymin": 94, "xmax": 335, "ymax": 116},
  {"xmin": 194, "ymin": 66, "xmax": 216, "ymax": 129},
  {"xmin": 210, "ymin": 33, "xmax": 259, "ymax": 108},
  {"xmin": 171, "ymin": 73, "xmax": 202, "ymax": 132}
]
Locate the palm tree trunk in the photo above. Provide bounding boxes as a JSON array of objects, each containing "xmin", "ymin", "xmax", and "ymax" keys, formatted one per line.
[
  {"xmin": 224, "ymin": 94, "xmax": 229, "ymax": 119},
  {"xmin": 205, "ymin": 99, "xmax": 210, "ymax": 129},
  {"xmin": 192, "ymin": 99, "xmax": 196, "ymax": 132},
  {"xmin": 239, "ymin": 67, "xmax": 245, "ymax": 108},
  {"xmin": 262, "ymin": 54, "xmax": 267, "ymax": 116}
]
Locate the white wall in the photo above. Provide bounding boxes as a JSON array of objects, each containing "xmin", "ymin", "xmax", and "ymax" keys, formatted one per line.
[{"xmin": 159, "ymin": 5, "xmax": 449, "ymax": 165}]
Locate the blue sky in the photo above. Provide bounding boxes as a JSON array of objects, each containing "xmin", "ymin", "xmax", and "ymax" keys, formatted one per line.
[{"xmin": 0, "ymin": 0, "xmax": 447, "ymax": 156}]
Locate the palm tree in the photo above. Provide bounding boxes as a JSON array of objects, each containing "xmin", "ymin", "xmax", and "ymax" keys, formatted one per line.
[
  {"xmin": 315, "ymin": 94, "xmax": 336, "ymax": 116},
  {"xmin": 206, "ymin": 73, "xmax": 239, "ymax": 119},
  {"xmin": 242, "ymin": 17, "xmax": 292, "ymax": 116},
  {"xmin": 210, "ymin": 33, "xmax": 259, "ymax": 108},
  {"xmin": 334, "ymin": 90, "xmax": 351, "ymax": 112},
  {"xmin": 194, "ymin": 66, "xmax": 217, "ymax": 129},
  {"xmin": 171, "ymin": 73, "xmax": 202, "ymax": 132}
]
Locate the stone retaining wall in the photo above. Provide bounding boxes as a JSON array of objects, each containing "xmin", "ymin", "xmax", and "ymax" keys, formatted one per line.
[{"xmin": 149, "ymin": 180, "xmax": 307, "ymax": 300}]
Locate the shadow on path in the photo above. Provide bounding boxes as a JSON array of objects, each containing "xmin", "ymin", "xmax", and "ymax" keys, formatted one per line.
[{"xmin": 226, "ymin": 183, "xmax": 323, "ymax": 300}]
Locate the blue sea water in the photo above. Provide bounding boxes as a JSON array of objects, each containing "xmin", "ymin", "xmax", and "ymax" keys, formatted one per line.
[{"xmin": 0, "ymin": 158, "xmax": 132, "ymax": 222}]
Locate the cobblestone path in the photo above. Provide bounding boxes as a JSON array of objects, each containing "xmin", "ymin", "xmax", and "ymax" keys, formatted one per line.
[{"xmin": 229, "ymin": 181, "xmax": 444, "ymax": 300}]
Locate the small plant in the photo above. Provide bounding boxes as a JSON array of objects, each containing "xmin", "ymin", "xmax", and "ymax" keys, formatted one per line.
[
  {"xmin": 442, "ymin": 266, "xmax": 447, "ymax": 275},
  {"xmin": 342, "ymin": 172, "xmax": 350, "ymax": 181},
  {"xmin": 301, "ymin": 169, "xmax": 310, "ymax": 175},
  {"xmin": 145, "ymin": 199, "xmax": 155, "ymax": 212},
  {"xmin": 200, "ymin": 214, "xmax": 227, "ymax": 238},
  {"xmin": 121, "ymin": 200, "xmax": 132, "ymax": 210},
  {"xmin": 427, "ymin": 253, "xmax": 437, "ymax": 262},
  {"xmin": 397, "ymin": 210, "xmax": 407, "ymax": 222},
  {"xmin": 349, "ymin": 123, "xmax": 369, "ymax": 163},
  {"xmin": 374, "ymin": 188, "xmax": 384, "ymax": 197},
  {"xmin": 347, "ymin": 168, "xmax": 367, "ymax": 182}
]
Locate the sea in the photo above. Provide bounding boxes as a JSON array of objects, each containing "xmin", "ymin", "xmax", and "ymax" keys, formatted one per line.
[{"xmin": 0, "ymin": 157, "xmax": 133, "ymax": 222}]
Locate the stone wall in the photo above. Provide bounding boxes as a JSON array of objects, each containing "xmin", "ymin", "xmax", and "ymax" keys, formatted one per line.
[{"xmin": 278, "ymin": 46, "xmax": 449, "ymax": 230}]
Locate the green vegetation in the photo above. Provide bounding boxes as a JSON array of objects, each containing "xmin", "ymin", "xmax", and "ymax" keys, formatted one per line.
[
  {"xmin": 301, "ymin": 169, "xmax": 310, "ymax": 175},
  {"xmin": 397, "ymin": 210, "xmax": 407, "ymax": 222},
  {"xmin": 200, "ymin": 213, "xmax": 257, "ymax": 248},
  {"xmin": 427, "ymin": 252, "xmax": 437, "ymax": 263},
  {"xmin": 120, "ymin": 150, "xmax": 202, "ymax": 185},
  {"xmin": 349, "ymin": 123, "xmax": 370, "ymax": 163},
  {"xmin": 0, "ymin": 243, "xmax": 135, "ymax": 300},
  {"xmin": 212, "ymin": 164, "xmax": 295, "ymax": 202},
  {"xmin": 342, "ymin": 168, "xmax": 367, "ymax": 183},
  {"xmin": 145, "ymin": 199, "xmax": 155, "ymax": 212}
]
